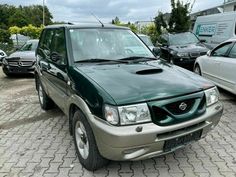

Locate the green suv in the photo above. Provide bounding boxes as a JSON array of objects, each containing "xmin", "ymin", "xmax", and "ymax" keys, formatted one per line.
[{"xmin": 35, "ymin": 24, "xmax": 223, "ymax": 171}]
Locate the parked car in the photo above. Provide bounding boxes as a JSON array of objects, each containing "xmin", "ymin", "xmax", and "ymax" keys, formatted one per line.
[
  {"xmin": 193, "ymin": 12, "xmax": 236, "ymax": 49},
  {"xmin": 0, "ymin": 49, "xmax": 7, "ymax": 65},
  {"xmin": 2, "ymin": 39, "xmax": 39, "ymax": 76},
  {"xmin": 194, "ymin": 38, "xmax": 236, "ymax": 95},
  {"xmin": 35, "ymin": 23, "xmax": 223, "ymax": 171},
  {"xmin": 158, "ymin": 32, "xmax": 209, "ymax": 69},
  {"xmin": 138, "ymin": 34, "xmax": 155, "ymax": 50}
]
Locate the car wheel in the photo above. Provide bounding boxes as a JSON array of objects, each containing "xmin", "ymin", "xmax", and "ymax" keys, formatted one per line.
[
  {"xmin": 37, "ymin": 81, "xmax": 54, "ymax": 110},
  {"xmin": 194, "ymin": 64, "xmax": 202, "ymax": 76},
  {"xmin": 72, "ymin": 110, "xmax": 108, "ymax": 171}
]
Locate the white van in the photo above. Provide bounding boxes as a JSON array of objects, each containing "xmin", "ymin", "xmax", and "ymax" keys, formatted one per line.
[{"xmin": 193, "ymin": 12, "xmax": 236, "ymax": 49}]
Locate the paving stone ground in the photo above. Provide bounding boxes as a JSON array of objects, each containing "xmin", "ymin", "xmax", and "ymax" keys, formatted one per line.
[{"xmin": 0, "ymin": 69, "xmax": 236, "ymax": 177}]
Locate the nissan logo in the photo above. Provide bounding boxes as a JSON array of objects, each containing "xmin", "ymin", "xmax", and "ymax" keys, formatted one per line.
[{"xmin": 179, "ymin": 102, "xmax": 187, "ymax": 111}]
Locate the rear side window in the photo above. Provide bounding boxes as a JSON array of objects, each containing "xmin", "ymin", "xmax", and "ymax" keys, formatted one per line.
[{"xmin": 228, "ymin": 43, "xmax": 236, "ymax": 58}]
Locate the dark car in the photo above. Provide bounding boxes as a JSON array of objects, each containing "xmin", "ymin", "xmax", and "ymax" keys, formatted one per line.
[
  {"xmin": 158, "ymin": 32, "xmax": 209, "ymax": 69},
  {"xmin": 2, "ymin": 39, "xmax": 39, "ymax": 76},
  {"xmin": 35, "ymin": 24, "xmax": 223, "ymax": 171}
]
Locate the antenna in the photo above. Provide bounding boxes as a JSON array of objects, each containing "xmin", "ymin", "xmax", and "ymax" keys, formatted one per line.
[{"xmin": 91, "ymin": 13, "xmax": 104, "ymax": 27}]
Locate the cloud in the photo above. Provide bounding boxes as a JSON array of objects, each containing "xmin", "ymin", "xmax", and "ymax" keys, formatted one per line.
[{"xmin": 1, "ymin": 0, "xmax": 224, "ymax": 23}]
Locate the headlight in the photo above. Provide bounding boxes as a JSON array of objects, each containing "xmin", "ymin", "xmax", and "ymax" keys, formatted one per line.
[
  {"xmin": 2, "ymin": 58, "xmax": 8, "ymax": 65},
  {"xmin": 204, "ymin": 87, "xmax": 219, "ymax": 106},
  {"xmin": 104, "ymin": 105, "xmax": 119, "ymax": 125},
  {"xmin": 177, "ymin": 52, "xmax": 189, "ymax": 58},
  {"xmin": 104, "ymin": 103, "xmax": 151, "ymax": 126}
]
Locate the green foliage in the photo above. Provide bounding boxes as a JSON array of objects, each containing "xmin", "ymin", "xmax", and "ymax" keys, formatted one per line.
[
  {"xmin": 0, "ymin": 29, "xmax": 12, "ymax": 44},
  {"xmin": 154, "ymin": 12, "xmax": 168, "ymax": 35},
  {"xmin": 154, "ymin": 0, "xmax": 191, "ymax": 34},
  {"xmin": 141, "ymin": 24, "xmax": 158, "ymax": 44},
  {"xmin": 169, "ymin": 0, "xmax": 191, "ymax": 32},
  {"xmin": 9, "ymin": 24, "xmax": 44, "ymax": 39},
  {"xmin": 0, "ymin": 4, "xmax": 53, "ymax": 29},
  {"xmin": 112, "ymin": 17, "xmax": 121, "ymax": 25},
  {"xmin": 111, "ymin": 17, "xmax": 137, "ymax": 33}
]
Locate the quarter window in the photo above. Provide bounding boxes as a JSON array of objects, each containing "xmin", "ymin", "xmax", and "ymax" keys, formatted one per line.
[{"xmin": 228, "ymin": 43, "xmax": 236, "ymax": 58}]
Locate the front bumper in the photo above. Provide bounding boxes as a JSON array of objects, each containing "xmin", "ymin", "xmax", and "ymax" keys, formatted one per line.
[
  {"xmin": 172, "ymin": 57, "xmax": 196, "ymax": 69},
  {"xmin": 2, "ymin": 64, "xmax": 35, "ymax": 74},
  {"xmin": 90, "ymin": 101, "xmax": 223, "ymax": 161}
]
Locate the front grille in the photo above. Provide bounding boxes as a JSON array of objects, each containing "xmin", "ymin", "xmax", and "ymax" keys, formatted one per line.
[
  {"xmin": 166, "ymin": 99, "xmax": 195, "ymax": 115},
  {"xmin": 8, "ymin": 60, "xmax": 34, "ymax": 67},
  {"xmin": 20, "ymin": 61, "xmax": 34, "ymax": 67},
  {"xmin": 8, "ymin": 61, "xmax": 19, "ymax": 66},
  {"xmin": 149, "ymin": 92, "xmax": 206, "ymax": 126}
]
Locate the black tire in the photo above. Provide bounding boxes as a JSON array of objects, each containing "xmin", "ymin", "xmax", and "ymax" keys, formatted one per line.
[
  {"xmin": 37, "ymin": 80, "xmax": 54, "ymax": 110},
  {"xmin": 72, "ymin": 110, "xmax": 108, "ymax": 171},
  {"xmin": 194, "ymin": 64, "xmax": 202, "ymax": 76}
]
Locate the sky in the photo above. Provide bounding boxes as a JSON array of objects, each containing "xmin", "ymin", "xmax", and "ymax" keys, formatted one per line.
[{"xmin": 1, "ymin": 0, "xmax": 224, "ymax": 23}]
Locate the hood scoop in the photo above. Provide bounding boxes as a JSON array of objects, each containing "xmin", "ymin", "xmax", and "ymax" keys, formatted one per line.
[{"xmin": 136, "ymin": 68, "xmax": 163, "ymax": 75}]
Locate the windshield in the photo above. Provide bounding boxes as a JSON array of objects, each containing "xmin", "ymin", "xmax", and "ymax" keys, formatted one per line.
[
  {"xmin": 69, "ymin": 28, "xmax": 154, "ymax": 62},
  {"xmin": 139, "ymin": 35, "xmax": 154, "ymax": 46},
  {"xmin": 169, "ymin": 33, "xmax": 199, "ymax": 46},
  {"xmin": 20, "ymin": 41, "xmax": 38, "ymax": 51}
]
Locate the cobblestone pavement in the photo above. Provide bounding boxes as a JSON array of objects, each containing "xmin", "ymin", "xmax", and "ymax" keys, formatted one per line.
[{"xmin": 0, "ymin": 69, "xmax": 236, "ymax": 177}]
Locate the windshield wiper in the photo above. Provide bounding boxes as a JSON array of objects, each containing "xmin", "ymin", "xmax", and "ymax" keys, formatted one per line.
[
  {"xmin": 74, "ymin": 58, "xmax": 129, "ymax": 64},
  {"xmin": 119, "ymin": 56, "xmax": 158, "ymax": 61}
]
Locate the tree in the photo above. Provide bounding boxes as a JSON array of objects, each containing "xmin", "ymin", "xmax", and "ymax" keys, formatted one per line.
[
  {"xmin": 0, "ymin": 4, "xmax": 53, "ymax": 29},
  {"xmin": 168, "ymin": 0, "xmax": 191, "ymax": 32},
  {"xmin": 141, "ymin": 24, "xmax": 158, "ymax": 44},
  {"xmin": 0, "ymin": 29, "xmax": 12, "ymax": 44},
  {"xmin": 9, "ymin": 24, "xmax": 44, "ymax": 39},
  {"xmin": 154, "ymin": 0, "xmax": 193, "ymax": 34},
  {"xmin": 112, "ymin": 17, "xmax": 120, "ymax": 25}
]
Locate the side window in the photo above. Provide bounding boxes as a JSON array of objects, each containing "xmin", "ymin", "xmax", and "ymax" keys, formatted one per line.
[
  {"xmin": 211, "ymin": 42, "xmax": 233, "ymax": 57},
  {"xmin": 228, "ymin": 43, "xmax": 236, "ymax": 58},
  {"xmin": 50, "ymin": 28, "xmax": 67, "ymax": 65},
  {"xmin": 38, "ymin": 29, "xmax": 54, "ymax": 59}
]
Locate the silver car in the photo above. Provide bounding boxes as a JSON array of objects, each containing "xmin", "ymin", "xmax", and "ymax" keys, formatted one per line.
[{"xmin": 2, "ymin": 40, "xmax": 38, "ymax": 76}]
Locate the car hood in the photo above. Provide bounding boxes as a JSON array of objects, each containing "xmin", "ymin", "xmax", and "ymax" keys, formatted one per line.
[
  {"xmin": 7, "ymin": 51, "xmax": 36, "ymax": 61},
  {"xmin": 170, "ymin": 43, "xmax": 209, "ymax": 53},
  {"xmin": 76, "ymin": 61, "xmax": 214, "ymax": 105}
]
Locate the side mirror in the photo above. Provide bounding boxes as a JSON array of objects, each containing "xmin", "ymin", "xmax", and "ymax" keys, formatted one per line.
[
  {"xmin": 152, "ymin": 47, "xmax": 161, "ymax": 56},
  {"xmin": 207, "ymin": 50, "xmax": 211, "ymax": 57},
  {"xmin": 200, "ymin": 39, "xmax": 206, "ymax": 43},
  {"xmin": 50, "ymin": 52, "xmax": 62, "ymax": 62}
]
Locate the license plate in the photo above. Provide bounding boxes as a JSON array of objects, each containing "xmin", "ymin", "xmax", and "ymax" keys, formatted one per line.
[{"xmin": 163, "ymin": 130, "xmax": 202, "ymax": 152}]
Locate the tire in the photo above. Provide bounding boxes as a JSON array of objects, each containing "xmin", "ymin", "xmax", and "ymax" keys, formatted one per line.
[
  {"xmin": 194, "ymin": 64, "xmax": 202, "ymax": 76},
  {"xmin": 72, "ymin": 110, "xmax": 108, "ymax": 171},
  {"xmin": 37, "ymin": 80, "xmax": 54, "ymax": 110}
]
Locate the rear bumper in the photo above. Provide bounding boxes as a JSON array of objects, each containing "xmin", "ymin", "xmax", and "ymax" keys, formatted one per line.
[
  {"xmin": 2, "ymin": 65, "xmax": 35, "ymax": 74},
  {"xmin": 90, "ymin": 102, "xmax": 223, "ymax": 161}
]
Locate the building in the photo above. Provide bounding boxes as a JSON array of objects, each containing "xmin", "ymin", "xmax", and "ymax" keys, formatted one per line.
[{"xmin": 191, "ymin": 0, "xmax": 236, "ymax": 22}]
